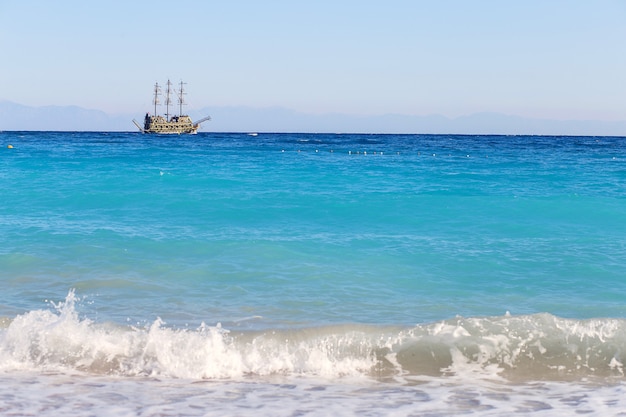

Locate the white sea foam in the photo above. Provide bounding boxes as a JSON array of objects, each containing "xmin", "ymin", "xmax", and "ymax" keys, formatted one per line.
[
  {"xmin": 0, "ymin": 290, "xmax": 378, "ymax": 379},
  {"xmin": 1, "ymin": 371, "xmax": 625, "ymax": 416},
  {"xmin": 2, "ymin": 290, "xmax": 626, "ymax": 384}
]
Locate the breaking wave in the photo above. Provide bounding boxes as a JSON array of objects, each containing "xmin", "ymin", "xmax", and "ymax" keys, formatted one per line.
[{"xmin": 1, "ymin": 290, "xmax": 626, "ymax": 382}]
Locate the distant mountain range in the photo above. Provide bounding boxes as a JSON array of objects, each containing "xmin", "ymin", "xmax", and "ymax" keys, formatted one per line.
[{"xmin": 2, "ymin": 100, "xmax": 625, "ymax": 136}]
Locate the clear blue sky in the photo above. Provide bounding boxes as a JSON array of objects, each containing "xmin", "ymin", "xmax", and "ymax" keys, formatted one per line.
[{"xmin": 1, "ymin": 0, "xmax": 625, "ymax": 122}]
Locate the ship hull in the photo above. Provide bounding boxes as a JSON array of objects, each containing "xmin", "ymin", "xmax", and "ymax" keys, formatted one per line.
[{"xmin": 142, "ymin": 115, "xmax": 198, "ymax": 134}]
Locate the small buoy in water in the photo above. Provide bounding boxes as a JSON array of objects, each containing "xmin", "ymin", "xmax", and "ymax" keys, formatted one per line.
[{"xmin": 7, "ymin": 144, "xmax": 13, "ymax": 149}]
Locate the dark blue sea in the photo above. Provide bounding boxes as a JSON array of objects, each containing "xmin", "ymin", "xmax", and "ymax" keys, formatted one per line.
[{"xmin": 2, "ymin": 131, "xmax": 626, "ymax": 415}]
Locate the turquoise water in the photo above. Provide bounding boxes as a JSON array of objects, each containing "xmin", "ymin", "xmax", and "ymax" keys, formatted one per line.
[{"xmin": 2, "ymin": 131, "xmax": 626, "ymax": 415}]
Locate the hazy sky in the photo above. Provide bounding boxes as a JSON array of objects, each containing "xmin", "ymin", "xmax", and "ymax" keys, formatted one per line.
[{"xmin": 1, "ymin": 0, "xmax": 625, "ymax": 122}]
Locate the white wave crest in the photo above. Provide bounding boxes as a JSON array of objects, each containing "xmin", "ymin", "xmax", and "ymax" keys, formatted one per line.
[
  {"xmin": 2, "ymin": 290, "xmax": 626, "ymax": 382},
  {"xmin": 0, "ymin": 290, "xmax": 378, "ymax": 379}
]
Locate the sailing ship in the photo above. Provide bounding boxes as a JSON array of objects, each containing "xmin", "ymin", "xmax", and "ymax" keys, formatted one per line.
[{"xmin": 133, "ymin": 80, "xmax": 210, "ymax": 134}]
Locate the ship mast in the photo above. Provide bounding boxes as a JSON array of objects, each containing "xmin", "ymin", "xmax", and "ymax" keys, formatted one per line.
[
  {"xmin": 152, "ymin": 82, "xmax": 161, "ymax": 116},
  {"xmin": 177, "ymin": 80, "xmax": 187, "ymax": 116},
  {"xmin": 164, "ymin": 79, "xmax": 173, "ymax": 121}
]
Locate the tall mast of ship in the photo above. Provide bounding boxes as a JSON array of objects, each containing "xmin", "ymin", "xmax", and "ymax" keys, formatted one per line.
[
  {"xmin": 177, "ymin": 80, "xmax": 187, "ymax": 116},
  {"xmin": 152, "ymin": 82, "xmax": 161, "ymax": 116},
  {"xmin": 164, "ymin": 79, "xmax": 173, "ymax": 121}
]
